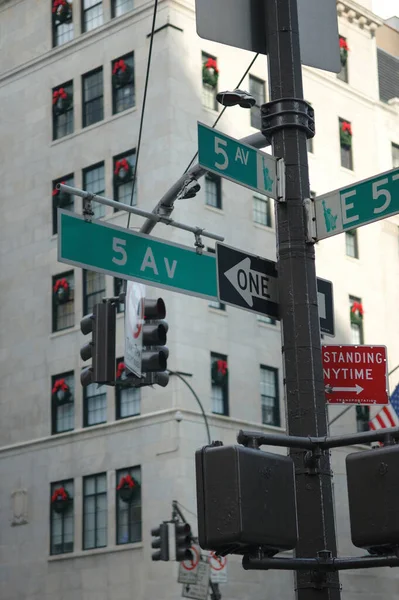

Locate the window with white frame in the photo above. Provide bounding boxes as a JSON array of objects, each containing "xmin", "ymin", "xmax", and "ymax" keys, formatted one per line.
[
  {"xmin": 260, "ymin": 366, "xmax": 280, "ymax": 426},
  {"xmin": 83, "ymin": 473, "xmax": 107, "ymax": 549}
]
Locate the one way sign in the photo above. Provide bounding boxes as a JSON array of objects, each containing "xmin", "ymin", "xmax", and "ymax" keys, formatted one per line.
[{"xmin": 216, "ymin": 242, "xmax": 334, "ymax": 335}]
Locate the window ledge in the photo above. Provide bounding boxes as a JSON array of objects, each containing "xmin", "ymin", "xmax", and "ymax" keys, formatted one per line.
[
  {"xmin": 253, "ymin": 222, "xmax": 274, "ymax": 233},
  {"xmin": 345, "ymin": 255, "xmax": 360, "ymax": 263},
  {"xmin": 204, "ymin": 205, "xmax": 224, "ymax": 215},
  {"xmin": 48, "ymin": 542, "xmax": 143, "ymax": 561},
  {"xmin": 202, "ymin": 106, "xmax": 219, "ymax": 115},
  {"xmin": 50, "ymin": 106, "xmax": 137, "ymax": 147},
  {"xmin": 257, "ymin": 320, "xmax": 279, "ymax": 330},
  {"xmin": 339, "ymin": 165, "xmax": 355, "ymax": 175},
  {"xmin": 208, "ymin": 307, "xmax": 228, "ymax": 316},
  {"xmin": 50, "ymin": 326, "xmax": 79, "ymax": 339}
]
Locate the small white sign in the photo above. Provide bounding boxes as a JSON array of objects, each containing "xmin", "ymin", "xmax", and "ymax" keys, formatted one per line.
[
  {"xmin": 209, "ymin": 552, "xmax": 228, "ymax": 584},
  {"xmin": 124, "ymin": 281, "xmax": 145, "ymax": 377},
  {"xmin": 178, "ymin": 545, "xmax": 201, "ymax": 584},
  {"xmin": 182, "ymin": 561, "xmax": 210, "ymax": 600}
]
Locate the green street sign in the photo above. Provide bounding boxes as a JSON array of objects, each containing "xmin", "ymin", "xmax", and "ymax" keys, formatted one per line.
[
  {"xmin": 197, "ymin": 122, "xmax": 282, "ymax": 200},
  {"xmin": 312, "ymin": 167, "xmax": 399, "ymax": 241},
  {"xmin": 58, "ymin": 211, "xmax": 218, "ymax": 300}
]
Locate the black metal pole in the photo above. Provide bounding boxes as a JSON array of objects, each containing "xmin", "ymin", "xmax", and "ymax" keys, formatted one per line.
[
  {"xmin": 264, "ymin": 0, "xmax": 341, "ymax": 597},
  {"xmin": 169, "ymin": 371, "xmax": 212, "ymax": 445}
]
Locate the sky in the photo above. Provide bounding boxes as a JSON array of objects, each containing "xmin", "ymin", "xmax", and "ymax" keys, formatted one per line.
[{"xmin": 372, "ymin": 0, "xmax": 398, "ymax": 19}]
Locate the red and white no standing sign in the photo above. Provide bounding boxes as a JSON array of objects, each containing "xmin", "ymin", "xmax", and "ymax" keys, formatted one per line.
[
  {"xmin": 322, "ymin": 345, "xmax": 388, "ymax": 405},
  {"xmin": 209, "ymin": 551, "xmax": 227, "ymax": 583}
]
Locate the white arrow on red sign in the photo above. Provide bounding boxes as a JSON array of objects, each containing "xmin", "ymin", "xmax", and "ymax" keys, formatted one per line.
[{"xmin": 325, "ymin": 385, "xmax": 363, "ymax": 394}]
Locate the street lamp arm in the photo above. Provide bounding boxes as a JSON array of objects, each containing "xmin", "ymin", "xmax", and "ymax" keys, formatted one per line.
[{"xmin": 169, "ymin": 371, "xmax": 212, "ymax": 445}]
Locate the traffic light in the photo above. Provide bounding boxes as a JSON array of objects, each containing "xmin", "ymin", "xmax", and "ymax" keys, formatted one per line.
[
  {"xmin": 151, "ymin": 522, "xmax": 169, "ymax": 561},
  {"xmin": 141, "ymin": 298, "xmax": 169, "ymax": 387},
  {"xmin": 196, "ymin": 443, "xmax": 298, "ymax": 556},
  {"xmin": 175, "ymin": 522, "xmax": 193, "ymax": 562},
  {"xmin": 80, "ymin": 301, "xmax": 116, "ymax": 386}
]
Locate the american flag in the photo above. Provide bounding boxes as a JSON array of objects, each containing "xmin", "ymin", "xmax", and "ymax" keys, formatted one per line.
[{"xmin": 369, "ymin": 383, "xmax": 399, "ymax": 430}]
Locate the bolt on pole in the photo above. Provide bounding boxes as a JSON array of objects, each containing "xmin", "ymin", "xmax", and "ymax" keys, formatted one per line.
[{"xmin": 264, "ymin": 0, "xmax": 341, "ymax": 597}]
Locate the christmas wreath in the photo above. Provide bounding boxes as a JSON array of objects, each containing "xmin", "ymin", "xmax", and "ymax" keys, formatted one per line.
[
  {"xmin": 202, "ymin": 57, "xmax": 219, "ymax": 89},
  {"xmin": 52, "ymin": 182, "xmax": 71, "ymax": 208},
  {"xmin": 339, "ymin": 37, "xmax": 349, "ymax": 68},
  {"xmin": 52, "ymin": 0, "xmax": 72, "ymax": 26},
  {"xmin": 53, "ymin": 278, "xmax": 70, "ymax": 304},
  {"xmin": 117, "ymin": 474, "xmax": 140, "ymax": 503},
  {"xmin": 52, "ymin": 87, "xmax": 72, "ymax": 116},
  {"xmin": 340, "ymin": 121, "xmax": 352, "ymax": 150},
  {"xmin": 112, "ymin": 59, "xmax": 134, "ymax": 89},
  {"xmin": 51, "ymin": 487, "xmax": 71, "ymax": 513},
  {"xmin": 52, "ymin": 378, "xmax": 72, "ymax": 405},
  {"xmin": 350, "ymin": 301, "xmax": 363, "ymax": 326},
  {"xmin": 211, "ymin": 359, "xmax": 228, "ymax": 386},
  {"xmin": 114, "ymin": 158, "xmax": 133, "ymax": 185}
]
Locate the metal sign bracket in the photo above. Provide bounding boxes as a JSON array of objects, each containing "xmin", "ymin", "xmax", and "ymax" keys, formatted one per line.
[{"xmin": 304, "ymin": 197, "xmax": 317, "ymax": 243}]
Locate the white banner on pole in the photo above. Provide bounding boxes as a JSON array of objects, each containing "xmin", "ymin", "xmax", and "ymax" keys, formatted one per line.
[{"xmin": 124, "ymin": 281, "xmax": 145, "ymax": 377}]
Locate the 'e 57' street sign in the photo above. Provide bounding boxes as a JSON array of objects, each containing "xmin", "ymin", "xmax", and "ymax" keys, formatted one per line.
[{"xmin": 313, "ymin": 167, "xmax": 399, "ymax": 240}]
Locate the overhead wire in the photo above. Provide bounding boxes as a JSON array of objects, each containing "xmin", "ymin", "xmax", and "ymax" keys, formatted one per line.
[
  {"xmin": 183, "ymin": 52, "xmax": 260, "ymax": 174},
  {"xmin": 127, "ymin": 0, "xmax": 159, "ymax": 229}
]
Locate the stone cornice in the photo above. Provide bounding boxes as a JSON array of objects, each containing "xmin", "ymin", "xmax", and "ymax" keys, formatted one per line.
[{"xmin": 336, "ymin": 0, "xmax": 383, "ymax": 35}]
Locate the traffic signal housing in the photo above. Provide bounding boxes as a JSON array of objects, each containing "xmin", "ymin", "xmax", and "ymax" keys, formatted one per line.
[
  {"xmin": 151, "ymin": 522, "xmax": 169, "ymax": 561},
  {"xmin": 141, "ymin": 298, "xmax": 169, "ymax": 387},
  {"xmin": 196, "ymin": 443, "xmax": 298, "ymax": 556},
  {"xmin": 175, "ymin": 522, "xmax": 193, "ymax": 562},
  {"xmin": 80, "ymin": 301, "xmax": 116, "ymax": 386}
]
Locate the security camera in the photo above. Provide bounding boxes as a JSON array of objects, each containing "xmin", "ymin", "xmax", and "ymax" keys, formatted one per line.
[{"xmin": 175, "ymin": 410, "xmax": 183, "ymax": 423}]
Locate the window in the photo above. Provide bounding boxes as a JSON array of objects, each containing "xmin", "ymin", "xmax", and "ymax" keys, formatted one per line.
[
  {"xmin": 260, "ymin": 366, "xmax": 280, "ymax": 426},
  {"xmin": 112, "ymin": 0, "xmax": 134, "ymax": 18},
  {"xmin": 112, "ymin": 53, "xmax": 135, "ymax": 114},
  {"xmin": 202, "ymin": 52, "xmax": 218, "ymax": 110},
  {"xmin": 116, "ymin": 466, "xmax": 142, "ymax": 544},
  {"xmin": 52, "ymin": 81, "xmax": 73, "ymax": 141},
  {"xmin": 113, "ymin": 149, "xmax": 137, "ymax": 208},
  {"xmin": 337, "ymin": 36, "xmax": 349, "ymax": 84},
  {"xmin": 205, "ymin": 174, "xmax": 222, "ymax": 209},
  {"xmin": 356, "ymin": 406, "xmax": 370, "ymax": 432},
  {"xmin": 84, "ymin": 382, "xmax": 107, "ymax": 426},
  {"xmin": 253, "ymin": 194, "xmax": 271, "ymax": 227},
  {"xmin": 83, "ymin": 473, "xmax": 107, "ymax": 549},
  {"xmin": 339, "ymin": 118, "xmax": 353, "ymax": 170},
  {"xmin": 207, "ymin": 249, "xmax": 225, "ymax": 310},
  {"xmin": 83, "ymin": 270, "xmax": 106, "ymax": 314},
  {"xmin": 83, "ymin": 162, "xmax": 105, "ymax": 218},
  {"xmin": 52, "ymin": 0, "xmax": 73, "ymax": 47},
  {"xmin": 52, "ymin": 174, "xmax": 74, "ymax": 235},
  {"xmin": 116, "ymin": 359, "xmax": 141, "ymax": 419},
  {"xmin": 350, "ymin": 296, "xmax": 364, "ymax": 345},
  {"xmin": 114, "ymin": 278, "xmax": 125, "ymax": 313},
  {"xmin": 249, "ymin": 75, "xmax": 265, "ymax": 130},
  {"xmin": 52, "ymin": 371, "xmax": 74, "ymax": 434},
  {"xmin": 82, "ymin": 68, "xmax": 104, "ymax": 128},
  {"xmin": 52, "ymin": 271, "xmax": 74, "ymax": 332},
  {"xmin": 211, "ymin": 353, "xmax": 229, "ymax": 416},
  {"xmin": 50, "ymin": 479, "xmax": 74, "ymax": 555},
  {"xmin": 345, "ymin": 230, "xmax": 358, "ymax": 258},
  {"xmin": 82, "ymin": 0, "xmax": 103, "ymax": 32},
  {"xmin": 257, "ymin": 315, "xmax": 276, "ymax": 325},
  {"xmin": 392, "ymin": 143, "xmax": 399, "ymax": 169}
]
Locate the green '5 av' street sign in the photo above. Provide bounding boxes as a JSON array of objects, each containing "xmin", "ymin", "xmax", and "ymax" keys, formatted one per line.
[
  {"xmin": 313, "ymin": 167, "xmax": 399, "ymax": 240},
  {"xmin": 197, "ymin": 122, "xmax": 282, "ymax": 200},
  {"xmin": 58, "ymin": 211, "xmax": 218, "ymax": 300}
]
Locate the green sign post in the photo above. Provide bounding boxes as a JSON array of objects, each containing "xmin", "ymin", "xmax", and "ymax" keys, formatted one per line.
[
  {"xmin": 312, "ymin": 167, "xmax": 399, "ymax": 241},
  {"xmin": 197, "ymin": 122, "xmax": 282, "ymax": 200},
  {"xmin": 58, "ymin": 211, "xmax": 217, "ymax": 300}
]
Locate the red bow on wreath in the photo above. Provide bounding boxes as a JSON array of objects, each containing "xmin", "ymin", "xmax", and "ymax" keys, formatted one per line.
[
  {"xmin": 339, "ymin": 37, "xmax": 349, "ymax": 52},
  {"xmin": 216, "ymin": 359, "xmax": 228, "ymax": 375},
  {"xmin": 114, "ymin": 159, "xmax": 130, "ymax": 176},
  {"xmin": 51, "ymin": 487, "xmax": 68, "ymax": 503},
  {"xmin": 204, "ymin": 57, "xmax": 219, "ymax": 73},
  {"xmin": 341, "ymin": 121, "xmax": 352, "ymax": 136},
  {"xmin": 52, "ymin": 181, "xmax": 66, "ymax": 197},
  {"xmin": 53, "ymin": 278, "xmax": 69, "ymax": 293},
  {"xmin": 52, "ymin": 0, "xmax": 68, "ymax": 13},
  {"xmin": 113, "ymin": 59, "xmax": 127, "ymax": 75},
  {"xmin": 52, "ymin": 378, "xmax": 69, "ymax": 395},
  {"xmin": 116, "ymin": 362, "xmax": 126, "ymax": 379},
  {"xmin": 53, "ymin": 88, "xmax": 68, "ymax": 105},
  {"xmin": 117, "ymin": 475, "xmax": 136, "ymax": 490},
  {"xmin": 351, "ymin": 302, "xmax": 364, "ymax": 316}
]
